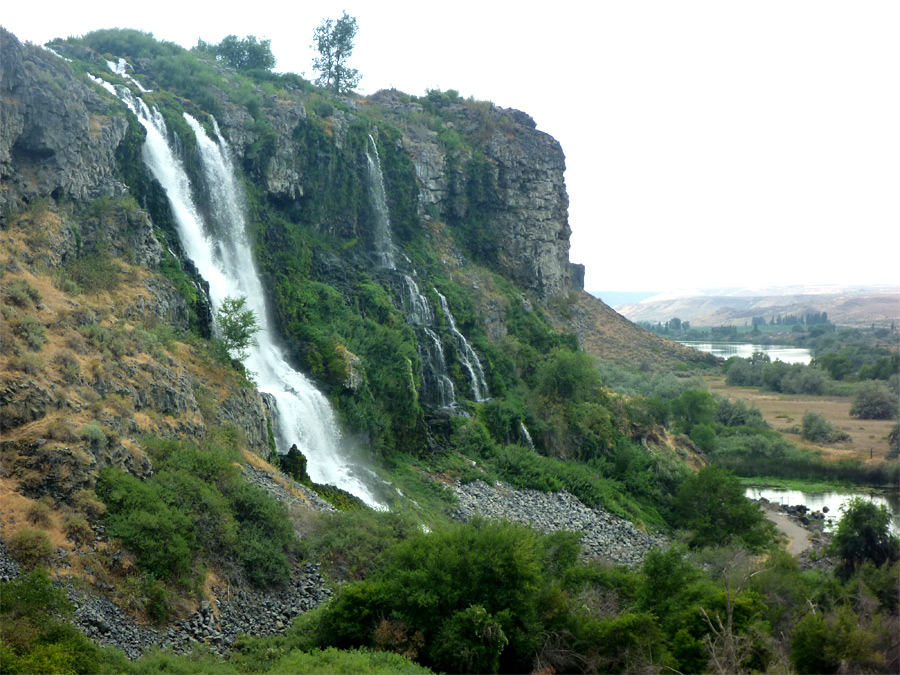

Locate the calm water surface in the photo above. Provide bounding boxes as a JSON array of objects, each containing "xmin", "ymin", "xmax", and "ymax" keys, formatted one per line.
[
  {"xmin": 679, "ymin": 342, "xmax": 812, "ymax": 365},
  {"xmin": 745, "ymin": 486, "xmax": 900, "ymax": 534}
]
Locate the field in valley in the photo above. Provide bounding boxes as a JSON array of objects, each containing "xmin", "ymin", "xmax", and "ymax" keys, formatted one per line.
[{"xmin": 704, "ymin": 374, "xmax": 895, "ymax": 464}]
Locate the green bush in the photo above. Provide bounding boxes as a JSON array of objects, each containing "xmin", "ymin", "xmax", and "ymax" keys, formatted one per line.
[
  {"xmin": 7, "ymin": 529, "xmax": 54, "ymax": 569},
  {"xmin": 671, "ymin": 466, "xmax": 776, "ymax": 550},
  {"xmin": 801, "ymin": 411, "xmax": 850, "ymax": 443},
  {"xmin": 13, "ymin": 315, "xmax": 46, "ymax": 351},
  {"xmin": 270, "ymin": 647, "xmax": 434, "ymax": 675},
  {"xmin": 80, "ymin": 421, "xmax": 108, "ymax": 448},
  {"xmin": 319, "ymin": 520, "xmax": 547, "ymax": 673},
  {"xmin": 2, "ymin": 279, "xmax": 42, "ymax": 307},
  {"xmin": 829, "ymin": 498, "xmax": 900, "ymax": 577},
  {"xmin": 850, "ymin": 381, "xmax": 898, "ymax": 420},
  {"xmin": 0, "ymin": 570, "xmax": 108, "ymax": 674},
  {"xmin": 689, "ymin": 423, "xmax": 717, "ymax": 452}
]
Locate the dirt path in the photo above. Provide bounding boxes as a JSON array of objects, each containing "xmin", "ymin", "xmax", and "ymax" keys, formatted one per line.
[{"xmin": 764, "ymin": 510, "xmax": 813, "ymax": 556}]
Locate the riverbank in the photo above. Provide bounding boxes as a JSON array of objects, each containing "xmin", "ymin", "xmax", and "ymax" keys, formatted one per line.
[{"xmin": 753, "ymin": 498, "xmax": 834, "ymax": 569}]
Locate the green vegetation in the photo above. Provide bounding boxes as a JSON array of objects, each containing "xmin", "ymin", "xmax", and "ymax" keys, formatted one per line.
[
  {"xmin": 215, "ymin": 295, "xmax": 260, "ymax": 360},
  {"xmin": 312, "ymin": 12, "xmax": 361, "ymax": 93},
  {"xmin": 671, "ymin": 466, "xmax": 776, "ymax": 550},
  {"xmin": 851, "ymin": 381, "xmax": 899, "ymax": 420},
  {"xmin": 195, "ymin": 35, "xmax": 276, "ymax": 71},
  {"xmin": 801, "ymin": 411, "xmax": 851, "ymax": 443},
  {"xmin": 829, "ymin": 498, "xmax": 900, "ymax": 578},
  {"xmin": 96, "ymin": 432, "xmax": 297, "ymax": 618}
]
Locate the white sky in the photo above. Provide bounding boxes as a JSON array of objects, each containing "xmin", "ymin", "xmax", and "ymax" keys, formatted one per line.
[{"xmin": 3, "ymin": 1, "xmax": 898, "ymax": 292}]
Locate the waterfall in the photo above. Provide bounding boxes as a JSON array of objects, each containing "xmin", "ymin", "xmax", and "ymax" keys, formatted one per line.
[
  {"xmin": 436, "ymin": 292, "xmax": 489, "ymax": 402},
  {"xmin": 400, "ymin": 276, "xmax": 455, "ymax": 408},
  {"xmin": 519, "ymin": 422, "xmax": 535, "ymax": 449},
  {"xmin": 365, "ymin": 135, "xmax": 396, "ymax": 269},
  {"xmin": 114, "ymin": 87, "xmax": 380, "ymax": 507}
]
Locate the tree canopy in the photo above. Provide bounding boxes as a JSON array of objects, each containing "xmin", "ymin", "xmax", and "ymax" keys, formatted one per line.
[
  {"xmin": 196, "ymin": 35, "xmax": 276, "ymax": 71},
  {"xmin": 216, "ymin": 295, "xmax": 260, "ymax": 360},
  {"xmin": 311, "ymin": 12, "xmax": 361, "ymax": 93},
  {"xmin": 830, "ymin": 497, "xmax": 899, "ymax": 577}
]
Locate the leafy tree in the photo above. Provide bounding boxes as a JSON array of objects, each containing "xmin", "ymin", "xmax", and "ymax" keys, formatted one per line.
[
  {"xmin": 672, "ymin": 466, "xmax": 775, "ymax": 550},
  {"xmin": 216, "ymin": 295, "xmax": 260, "ymax": 360},
  {"xmin": 850, "ymin": 381, "xmax": 898, "ymax": 420},
  {"xmin": 312, "ymin": 12, "xmax": 361, "ymax": 93},
  {"xmin": 196, "ymin": 35, "xmax": 276, "ymax": 71},
  {"xmin": 829, "ymin": 497, "xmax": 899, "ymax": 577},
  {"xmin": 689, "ymin": 423, "xmax": 717, "ymax": 452},
  {"xmin": 670, "ymin": 389, "xmax": 716, "ymax": 433}
]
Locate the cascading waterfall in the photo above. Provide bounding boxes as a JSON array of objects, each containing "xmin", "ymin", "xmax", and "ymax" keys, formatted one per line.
[
  {"xmin": 113, "ymin": 85, "xmax": 380, "ymax": 507},
  {"xmin": 365, "ymin": 134, "xmax": 396, "ymax": 269},
  {"xmin": 401, "ymin": 276, "xmax": 456, "ymax": 408},
  {"xmin": 436, "ymin": 291, "xmax": 489, "ymax": 402},
  {"xmin": 365, "ymin": 134, "xmax": 489, "ymax": 409}
]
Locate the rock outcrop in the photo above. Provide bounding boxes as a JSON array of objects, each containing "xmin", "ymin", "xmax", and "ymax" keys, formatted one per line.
[
  {"xmin": 0, "ymin": 29, "xmax": 127, "ymax": 216},
  {"xmin": 372, "ymin": 90, "xmax": 573, "ymax": 299}
]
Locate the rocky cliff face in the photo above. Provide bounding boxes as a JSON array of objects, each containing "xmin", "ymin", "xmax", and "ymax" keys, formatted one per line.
[
  {"xmin": 371, "ymin": 90, "xmax": 577, "ymax": 299},
  {"xmin": 0, "ymin": 31, "xmax": 127, "ymax": 214},
  {"xmin": 0, "ymin": 30, "xmax": 272, "ymax": 487}
]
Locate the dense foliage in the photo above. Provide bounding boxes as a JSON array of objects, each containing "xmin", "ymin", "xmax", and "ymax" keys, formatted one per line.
[{"xmin": 96, "ymin": 432, "xmax": 296, "ymax": 618}]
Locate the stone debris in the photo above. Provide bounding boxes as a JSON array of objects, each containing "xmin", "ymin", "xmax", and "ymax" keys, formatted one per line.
[{"xmin": 451, "ymin": 479, "xmax": 664, "ymax": 567}]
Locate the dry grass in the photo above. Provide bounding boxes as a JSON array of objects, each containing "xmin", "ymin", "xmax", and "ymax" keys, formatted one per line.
[
  {"xmin": 0, "ymin": 478, "xmax": 72, "ymax": 552},
  {"xmin": 705, "ymin": 375, "xmax": 895, "ymax": 463}
]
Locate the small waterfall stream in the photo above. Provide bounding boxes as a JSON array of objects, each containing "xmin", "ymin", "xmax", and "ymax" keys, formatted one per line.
[
  {"xmin": 436, "ymin": 291, "xmax": 489, "ymax": 402},
  {"xmin": 113, "ymin": 84, "xmax": 380, "ymax": 507},
  {"xmin": 400, "ymin": 276, "xmax": 456, "ymax": 408},
  {"xmin": 365, "ymin": 135, "xmax": 396, "ymax": 270},
  {"xmin": 366, "ymin": 134, "xmax": 489, "ymax": 408}
]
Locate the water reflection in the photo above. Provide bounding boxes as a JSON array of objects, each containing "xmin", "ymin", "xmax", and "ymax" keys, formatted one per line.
[
  {"xmin": 745, "ymin": 487, "xmax": 900, "ymax": 534},
  {"xmin": 679, "ymin": 342, "xmax": 812, "ymax": 365}
]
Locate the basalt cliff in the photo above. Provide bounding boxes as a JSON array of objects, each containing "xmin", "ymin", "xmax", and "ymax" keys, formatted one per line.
[{"xmin": 0, "ymin": 25, "xmax": 707, "ymax": 650}]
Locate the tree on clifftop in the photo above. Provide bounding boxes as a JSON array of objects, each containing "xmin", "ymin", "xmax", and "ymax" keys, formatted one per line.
[
  {"xmin": 312, "ymin": 11, "xmax": 361, "ymax": 94},
  {"xmin": 196, "ymin": 35, "xmax": 276, "ymax": 71}
]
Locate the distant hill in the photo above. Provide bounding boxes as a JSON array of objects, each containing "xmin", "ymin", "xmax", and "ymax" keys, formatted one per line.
[{"xmin": 615, "ymin": 285, "xmax": 900, "ymax": 327}]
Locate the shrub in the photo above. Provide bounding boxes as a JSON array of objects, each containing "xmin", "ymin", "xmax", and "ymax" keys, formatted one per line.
[
  {"xmin": 80, "ymin": 421, "xmax": 107, "ymax": 448},
  {"xmin": 13, "ymin": 315, "xmax": 46, "ymax": 350},
  {"xmin": 64, "ymin": 250, "xmax": 121, "ymax": 292},
  {"xmin": 850, "ymin": 381, "xmax": 898, "ymax": 420},
  {"xmin": 7, "ymin": 529, "xmax": 54, "ymax": 568},
  {"xmin": 671, "ymin": 466, "xmax": 775, "ymax": 550},
  {"xmin": 25, "ymin": 501, "xmax": 53, "ymax": 528},
  {"xmin": 2, "ymin": 279, "xmax": 42, "ymax": 307},
  {"xmin": 71, "ymin": 489, "xmax": 107, "ymax": 519},
  {"xmin": 829, "ymin": 498, "xmax": 900, "ymax": 577},
  {"xmin": 801, "ymin": 411, "xmax": 851, "ymax": 443},
  {"xmin": 54, "ymin": 350, "xmax": 82, "ymax": 383},
  {"xmin": 689, "ymin": 423, "xmax": 717, "ymax": 452},
  {"xmin": 64, "ymin": 516, "xmax": 94, "ymax": 546},
  {"xmin": 6, "ymin": 353, "xmax": 45, "ymax": 375},
  {"xmin": 47, "ymin": 417, "xmax": 79, "ymax": 442}
]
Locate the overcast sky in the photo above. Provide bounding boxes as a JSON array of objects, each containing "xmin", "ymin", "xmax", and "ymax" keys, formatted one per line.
[{"xmin": 4, "ymin": 1, "xmax": 898, "ymax": 293}]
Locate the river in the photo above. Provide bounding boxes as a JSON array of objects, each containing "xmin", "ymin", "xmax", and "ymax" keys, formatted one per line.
[
  {"xmin": 745, "ymin": 486, "xmax": 900, "ymax": 534},
  {"xmin": 679, "ymin": 342, "xmax": 812, "ymax": 365}
]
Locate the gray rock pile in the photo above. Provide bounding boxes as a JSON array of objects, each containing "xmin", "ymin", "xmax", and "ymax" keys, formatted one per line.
[
  {"xmin": 452, "ymin": 480, "xmax": 664, "ymax": 567},
  {"xmin": 239, "ymin": 463, "xmax": 336, "ymax": 513}
]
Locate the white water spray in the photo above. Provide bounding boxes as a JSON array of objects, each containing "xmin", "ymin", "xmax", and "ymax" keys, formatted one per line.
[{"xmin": 114, "ymin": 86, "xmax": 380, "ymax": 506}]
